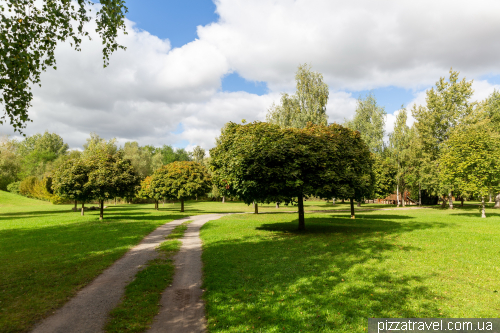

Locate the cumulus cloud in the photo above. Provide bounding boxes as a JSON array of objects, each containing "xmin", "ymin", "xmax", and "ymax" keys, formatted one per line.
[{"xmin": 3, "ymin": 0, "xmax": 500, "ymax": 151}]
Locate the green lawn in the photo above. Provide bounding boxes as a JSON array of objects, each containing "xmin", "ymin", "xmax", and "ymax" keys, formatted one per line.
[
  {"xmin": 1, "ymin": 190, "xmax": 498, "ymax": 332},
  {"xmin": 200, "ymin": 206, "xmax": 500, "ymax": 332}
]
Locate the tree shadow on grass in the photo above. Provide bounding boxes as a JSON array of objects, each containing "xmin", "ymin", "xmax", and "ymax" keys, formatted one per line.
[{"xmin": 201, "ymin": 216, "xmax": 447, "ymax": 332}]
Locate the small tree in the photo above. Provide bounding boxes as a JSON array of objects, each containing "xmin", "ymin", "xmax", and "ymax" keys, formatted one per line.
[
  {"xmin": 86, "ymin": 151, "xmax": 140, "ymax": 220},
  {"xmin": 151, "ymin": 161, "xmax": 211, "ymax": 212},
  {"xmin": 440, "ymin": 118, "xmax": 500, "ymax": 217},
  {"xmin": 52, "ymin": 158, "xmax": 92, "ymax": 214},
  {"xmin": 138, "ymin": 175, "xmax": 162, "ymax": 210}
]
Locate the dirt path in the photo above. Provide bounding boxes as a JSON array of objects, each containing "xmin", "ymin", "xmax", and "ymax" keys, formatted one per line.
[
  {"xmin": 146, "ymin": 214, "xmax": 225, "ymax": 333},
  {"xmin": 31, "ymin": 214, "xmax": 223, "ymax": 333}
]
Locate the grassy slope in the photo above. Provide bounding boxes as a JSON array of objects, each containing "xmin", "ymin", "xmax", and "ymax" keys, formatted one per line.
[{"xmin": 200, "ymin": 207, "xmax": 500, "ymax": 332}]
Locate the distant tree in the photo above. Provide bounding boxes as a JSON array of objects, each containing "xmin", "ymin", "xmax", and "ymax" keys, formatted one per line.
[
  {"xmin": 151, "ymin": 161, "xmax": 211, "ymax": 212},
  {"xmin": 440, "ymin": 117, "xmax": 500, "ymax": 217},
  {"xmin": 372, "ymin": 154, "xmax": 397, "ymax": 200},
  {"xmin": 192, "ymin": 146, "xmax": 206, "ymax": 163},
  {"xmin": 344, "ymin": 93, "xmax": 386, "ymax": 153},
  {"xmin": 122, "ymin": 141, "xmax": 153, "ymax": 178},
  {"xmin": 413, "ymin": 69, "xmax": 475, "ymax": 208},
  {"xmin": 0, "ymin": 135, "xmax": 21, "ymax": 190},
  {"xmin": 52, "ymin": 158, "xmax": 92, "ymax": 214},
  {"xmin": 157, "ymin": 145, "xmax": 192, "ymax": 165},
  {"xmin": 389, "ymin": 107, "xmax": 410, "ymax": 206},
  {"xmin": 151, "ymin": 151, "xmax": 164, "ymax": 171},
  {"xmin": 137, "ymin": 175, "xmax": 162, "ymax": 210},
  {"xmin": 86, "ymin": 151, "xmax": 140, "ymax": 220},
  {"xmin": 83, "ymin": 133, "xmax": 117, "ymax": 157},
  {"xmin": 0, "ymin": 0, "xmax": 128, "ymax": 132},
  {"xmin": 16, "ymin": 131, "xmax": 68, "ymax": 178},
  {"xmin": 266, "ymin": 63, "xmax": 329, "ymax": 128},
  {"xmin": 210, "ymin": 122, "xmax": 373, "ymax": 228}
]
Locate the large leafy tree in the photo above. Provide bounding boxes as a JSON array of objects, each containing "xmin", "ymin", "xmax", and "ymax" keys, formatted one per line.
[
  {"xmin": 86, "ymin": 150, "xmax": 139, "ymax": 220},
  {"xmin": 210, "ymin": 122, "xmax": 373, "ymax": 229},
  {"xmin": 372, "ymin": 154, "xmax": 397, "ymax": 201},
  {"xmin": 0, "ymin": 0, "xmax": 128, "ymax": 132},
  {"xmin": 266, "ymin": 64, "xmax": 329, "ymax": 129},
  {"xmin": 344, "ymin": 93, "xmax": 386, "ymax": 153},
  {"xmin": 151, "ymin": 161, "xmax": 211, "ymax": 212},
  {"xmin": 52, "ymin": 157, "xmax": 92, "ymax": 214},
  {"xmin": 413, "ymin": 69, "xmax": 475, "ymax": 208},
  {"xmin": 440, "ymin": 117, "xmax": 500, "ymax": 217},
  {"xmin": 122, "ymin": 141, "xmax": 153, "ymax": 178},
  {"xmin": 0, "ymin": 135, "xmax": 21, "ymax": 190},
  {"xmin": 16, "ymin": 131, "xmax": 69, "ymax": 178}
]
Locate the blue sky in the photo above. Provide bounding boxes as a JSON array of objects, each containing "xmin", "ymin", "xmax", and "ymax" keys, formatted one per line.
[{"xmin": 6, "ymin": 0, "xmax": 500, "ymax": 149}]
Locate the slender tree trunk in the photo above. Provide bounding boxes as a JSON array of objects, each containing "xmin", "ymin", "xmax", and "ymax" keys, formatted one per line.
[
  {"xmin": 298, "ymin": 196, "xmax": 305, "ymax": 230},
  {"xmin": 397, "ymin": 184, "xmax": 400, "ymax": 207},
  {"xmin": 481, "ymin": 197, "xmax": 486, "ymax": 218},
  {"xmin": 460, "ymin": 197, "xmax": 464, "ymax": 207},
  {"xmin": 495, "ymin": 193, "xmax": 500, "ymax": 208},
  {"xmin": 489, "ymin": 191, "xmax": 492, "ymax": 203},
  {"xmin": 74, "ymin": 200, "xmax": 77, "ymax": 211},
  {"xmin": 81, "ymin": 202, "xmax": 85, "ymax": 216},
  {"xmin": 402, "ymin": 190, "xmax": 406, "ymax": 207},
  {"xmin": 114, "ymin": 197, "xmax": 116, "ymax": 205},
  {"xmin": 418, "ymin": 183, "xmax": 421, "ymax": 206},
  {"xmin": 448, "ymin": 191, "xmax": 453, "ymax": 209},
  {"xmin": 99, "ymin": 200, "xmax": 104, "ymax": 220},
  {"xmin": 180, "ymin": 199, "xmax": 184, "ymax": 212},
  {"xmin": 350, "ymin": 198, "xmax": 355, "ymax": 219},
  {"xmin": 156, "ymin": 200, "xmax": 159, "ymax": 210},
  {"xmin": 222, "ymin": 196, "xmax": 225, "ymax": 203},
  {"xmin": 276, "ymin": 202, "xmax": 279, "ymax": 209},
  {"xmin": 342, "ymin": 198, "xmax": 345, "ymax": 203},
  {"xmin": 332, "ymin": 198, "xmax": 335, "ymax": 206},
  {"xmin": 357, "ymin": 200, "xmax": 361, "ymax": 207},
  {"xmin": 254, "ymin": 202, "xmax": 259, "ymax": 214}
]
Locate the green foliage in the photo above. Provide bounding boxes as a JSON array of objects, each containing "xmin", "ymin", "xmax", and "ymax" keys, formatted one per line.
[
  {"xmin": 440, "ymin": 117, "xmax": 500, "ymax": 216},
  {"xmin": 121, "ymin": 141, "xmax": 153, "ymax": 178},
  {"xmin": 16, "ymin": 131, "xmax": 68, "ymax": 178},
  {"xmin": 151, "ymin": 161, "xmax": 211, "ymax": 207},
  {"xmin": 372, "ymin": 154, "xmax": 397, "ymax": 199},
  {"xmin": 344, "ymin": 93, "xmax": 386, "ymax": 153},
  {"xmin": 192, "ymin": 145, "xmax": 206, "ymax": 163},
  {"xmin": 6, "ymin": 180, "xmax": 20, "ymax": 194},
  {"xmin": 19, "ymin": 175, "xmax": 37, "ymax": 197},
  {"xmin": 52, "ymin": 157, "xmax": 92, "ymax": 204},
  {"xmin": 83, "ymin": 133, "xmax": 117, "ymax": 157},
  {"xmin": 0, "ymin": 135, "xmax": 21, "ymax": 190},
  {"xmin": 157, "ymin": 144, "xmax": 192, "ymax": 165},
  {"xmin": 0, "ymin": 0, "xmax": 128, "ymax": 132},
  {"xmin": 266, "ymin": 63, "xmax": 329, "ymax": 128}
]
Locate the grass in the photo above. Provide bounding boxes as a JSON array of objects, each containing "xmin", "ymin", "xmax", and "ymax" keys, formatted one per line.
[
  {"xmin": 105, "ymin": 221, "xmax": 192, "ymax": 333},
  {"xmin": 200, "ymin": 206, "xmax": 500, "ymax": 332}
]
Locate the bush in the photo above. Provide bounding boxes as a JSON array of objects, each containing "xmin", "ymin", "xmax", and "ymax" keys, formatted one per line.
[
  {"xmin": 19, "ymin": 176, "xmax": 37, "ymax": 197},
  {"xmin": 6, "ymin": 181, "xmax": 21, "ymax": 194},
  {"xmin": 19, "ymin": 176, "xmax": 56, "ymax": 202}
]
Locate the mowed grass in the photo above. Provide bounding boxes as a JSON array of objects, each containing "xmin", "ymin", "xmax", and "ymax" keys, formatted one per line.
[{"xmin": 200, "ymin": 207, "xmax": 500, "ymax": 332}]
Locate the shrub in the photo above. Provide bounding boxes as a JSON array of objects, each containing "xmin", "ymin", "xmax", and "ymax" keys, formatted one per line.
[
  {"xmin": 19, "ymin": 176, "xmax": 37, "ymax": 197},
  {"xmin": 6, "ymin": 181, "xmax": 21, "ymax": 194}
]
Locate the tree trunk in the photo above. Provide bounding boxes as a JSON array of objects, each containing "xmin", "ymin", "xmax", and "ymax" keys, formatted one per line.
[
  {"xmin": 489, "ymin": 191, "xmax": 492, "ymax": 203},
  {"xmin": 276, "ymin": 202, "xmax": 279, "ymax": 209},
  {"xmin": 460, "ymin": 197, "xmax": 464, "ymax": 207},
  {"xmin": 332, "ymin": 198, "xmax": 335, "ymax": 205},
  {"xmin": 222, "ymin": 196, "xmax": 225, "ymax": 203},
  {"xmin": 350, "ymin": 198, "xmax": 355, "ymax": 219},
  {"xmin": 74, "ymin": 200, "xmax": 77, "ymax": 211},
  {"xmin": 448, "ymin": 191, "xmax": 453, "ymax": 209},
  {"xmin": 114, "ymin": 197, "xmax": 116, "ymax": 205},
  {"xmin": 402, "ymin": 191, "xmax": 406, "ymax": 207},
  {"xmin": 418, "ymin": 183, "xmax": 421, "ymax": 206},
  {"xmin": 156, "ymin": 200, "xmax": 159, "ymax": 210},
  {"xmin": 298, "ymin": 196, "xmax": 305, "ymax": 230},
  {"xmin": 99, "ymin": 200, "xmax": 104, "ymax": 220},
  {"xmin": 254, "ymin": 202, "xmax": 259, "ymax": 214},
  {"xmin": 180, "ymin": 199, "xmax": 184, "ymax": 212},
  {"xmin": 495, "ymin": 193, "xmax": 500, "ymax": 208},
  {"xmin": 396, "ymin": 184, "xmax": 400, "ymax": 207},
  {"xmin": 481, "ymin": 197, "xmax": 486, "ymax": 218},
  {"xmin": 357, "ymin": 200, "xmax": 361, "ymax": 207},
  {"xmin": 342, "ymin": 199, "xmax": 345, "ymax": 203},
  {"xmin": 81, "ymin": 202, "xmax": 85, "ymax": 216}
]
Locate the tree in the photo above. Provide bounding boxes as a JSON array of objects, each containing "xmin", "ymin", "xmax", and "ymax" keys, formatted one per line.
[
  {"xmin": 389, "ymin": 107, "xmax": 410, "ymax": 206},
  {"xmin": 82, "ymin": 133, "xmax": 117, "ymax": 157},
  {"xmin": 372, "ymin": 154, "xmax": 397, "ymax": 201},
  {"xmin": 0, "ymin": 0, "xmax": 128, "ymax": 132},
  {"xmin": 192, "ymin": 146, "xmax": 205, "ymax": 163},
  {"xmin": 0, "ymin": 135, "xmax": 21, "ymax": 190},
  {"xmin": 16, "ymin": 131, "xmax": 69, "ymax": 178},
  {"xmin": 86, "ymin": 151, "xmax": 140, "ymax": 220},
  {"xmin": 150, "ymin": 161, "xmax": 211, "ymax": 212},
  {"xmin": 137, "ymin": 175, "xmax": 161, "ymax": 210},
  {"xmin": 413, "ymin": 69, "xmax": 475, "ymax": 208},
  {"xmin": 344, "ymin": 93, "xmax": 386, "ymax": 153},
  {"xmin": 52, "ymin": 157, "xmax": 92, "ymax": 215},
  {"xmin": 440, "ymin": 117, "xmax": 500, "ymax": 217},
  {"xmin": 122, "ymin": 141, "xmax": 153, "ymax": 178},
  {"xmin": 210, "ymin": 122, "xmax": 373, "ymax": 229},
  {"xmin": 156, "ymin": 145, "xmax": 192, "ymax": 165},
  {"xmin": 266, "ymin": 63, "xmax": 329, "ymax": 129}
]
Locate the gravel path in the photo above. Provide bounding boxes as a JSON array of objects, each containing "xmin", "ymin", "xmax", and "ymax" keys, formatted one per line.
[
  {"xmin": 146, "ymin": 214, "xmax": 225, "ymax": 333},
  {"xmin": 30, "ymin": 214, "xmax": 223, "ymax": 333}
]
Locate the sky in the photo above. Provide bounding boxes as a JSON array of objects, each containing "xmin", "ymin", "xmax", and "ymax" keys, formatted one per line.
[{"xmin": 3, "ymin": 0, "xmax": 500, "ymax": 151}]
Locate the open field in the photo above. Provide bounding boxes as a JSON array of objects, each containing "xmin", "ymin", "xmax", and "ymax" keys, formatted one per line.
[
  {"xmin": 200, "ymin": 207, "xmax": 500, "ymax": 332},
  {"xmin": 1, "ymin": 190, "xmax": 499, "ymax": 332}
]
